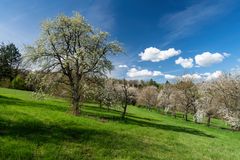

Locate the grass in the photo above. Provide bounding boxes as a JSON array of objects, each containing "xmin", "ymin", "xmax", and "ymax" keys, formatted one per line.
[{"xmin": 0, "ymin": 87, "xmax": 240, "ymax": 160}]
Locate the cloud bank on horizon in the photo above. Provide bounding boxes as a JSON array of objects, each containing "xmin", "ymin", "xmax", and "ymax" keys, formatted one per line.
[{"xmin": 121, "ymin": 46, "xmax": 231, "ymax": 81}]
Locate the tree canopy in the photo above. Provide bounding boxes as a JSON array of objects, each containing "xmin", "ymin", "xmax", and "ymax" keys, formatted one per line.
[
  {"xmin": 0, "ymin": 43, "xmax": 21, "ymax": 80},
  {"xmin": 25, "ymin": 13, "xmax": 122, "ymax": 115}
]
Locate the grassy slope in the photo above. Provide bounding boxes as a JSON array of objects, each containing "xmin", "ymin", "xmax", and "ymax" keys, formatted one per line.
[{"xmin": 0, "ymin": 88, "xmax": 240, "ymax": 160}]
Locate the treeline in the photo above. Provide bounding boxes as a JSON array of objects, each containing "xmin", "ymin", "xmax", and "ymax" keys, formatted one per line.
[
  {"xmin": 85, "ymin": 76, "xmax": 240, "ymax": 130},
  {"xmin": 0, "ymin": 43, "xmax": 29, "ymax": 90},
  {"xmin": 20, "ymin": 70, "xmax": 240, "ymax": 130}
]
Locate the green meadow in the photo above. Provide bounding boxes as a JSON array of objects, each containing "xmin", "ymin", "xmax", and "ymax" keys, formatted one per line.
[{"xmin": 0, "ymin": 87, "xmax": 240, "ymax": 160}]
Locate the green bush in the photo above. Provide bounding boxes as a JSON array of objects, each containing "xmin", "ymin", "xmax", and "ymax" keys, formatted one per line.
[{"xmin": 11, "ymin": 75, "xmax": 26, "ymax": 90}]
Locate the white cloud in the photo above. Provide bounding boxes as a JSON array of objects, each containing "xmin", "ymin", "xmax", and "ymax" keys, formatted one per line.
[
  {"xmin": 164, "ymin": 74, "xmax": 178, "ymax": 80},
  {"xmin": 223, "ymin": 52, "xmax": 230, "ymax": 57},
  {"xmin": 163, "ymin": 71, "xmax": 223, "ymax": 81},
  {"xmin": 195, "ymin": 52, "xmax": 227, "ymax": 67},
  {"xmin": 127, "ymin": 68, "xmax": 163, "ymax": 78},
  {"xmin": 175, "ymin": 57, "xmax": 193, "ymax": 68},
  {"xmin": 231, "ymin": 65, "xmax": 240, "ymax": 74},
  {"xmin": 118, "ymin": 64, "xmax": 128, "ymax": 68},
  {"xmin": 139, "ymin": 47, "xmax": 181, "ymax": 62},
  {"xmin": 204, "ymin": 70, "xmax": 223, "ymax": 81},
  {"xmin": 182, "ymin": 73, "xmax": 202, "ymax": 80},
  {"xmin": 182, "ymin": 71, "xmax": 223, "ymax": 81},
  {"xmin": 153, "ymin": 71, "xmax": 162, "ymax": 76}
]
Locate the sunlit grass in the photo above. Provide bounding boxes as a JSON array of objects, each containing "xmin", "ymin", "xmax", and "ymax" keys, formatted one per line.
[{"xmin": 0, "ymin": 87, "xmax": 240, "ymax": 160}]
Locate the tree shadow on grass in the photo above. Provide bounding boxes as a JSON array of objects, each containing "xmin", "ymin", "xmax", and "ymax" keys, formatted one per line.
[
  {"xmin": 123, "ymin": 117, "xmax": 215, "ymax": 138},
  {"xmin": 0, "ymin": 96, "xmax": 215, "ymax": 139},
  {"xmin": 83, "ymin": 104, "xmax": 160, "ymax": 123},
  {"xmin": 0, "ymin": 113, "xmax": 174, "ymax": 160},
  {"xmin": 82, "ymin": 106, "xmax": 215, "ymax": 138},
  {"xmin": 0, "ymin": 95, "xmax": 67, "ymax": 112}
]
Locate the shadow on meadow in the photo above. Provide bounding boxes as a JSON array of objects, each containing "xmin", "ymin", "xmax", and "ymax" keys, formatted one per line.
[
  {"xmin": 0, "ymin": 95, "xmax": 214, "ymax": 141},
  {"xmin": 0, "ymin": 95, "xmax": 67, "ymax": 112},
  {"xmin": 82, "ymin": 105, "xmax": 215, "ymax": 138},
  {"xmin": 0, "ymin": 94, "xmax": 217, "ymax": 159},
  {"xmin": 0, "ymin": 111, "xmax": 173, "ymax": 160}
]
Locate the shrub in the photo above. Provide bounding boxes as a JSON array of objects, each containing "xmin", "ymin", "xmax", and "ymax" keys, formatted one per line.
[{"xmin": 11, "ymin": 75, "xmax": 26, "ymax": 90}]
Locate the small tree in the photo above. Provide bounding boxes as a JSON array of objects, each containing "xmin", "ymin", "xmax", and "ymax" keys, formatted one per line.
[
  {"xmin": 115, "ymin": 79, "xmax": 137, "ymax": 119},
  {"xmin": 137, "ymin": 86, "xmax": 158, "ymax": 111},
  {"xmin": 101, "ymin": 79, "xmax": 118, "ymax": 110},
  {"xmin": 25, "ymin": 13, "xmax": 122, "ymax": 115},
  {"xmin": 212, "ymin": 74, "xmax": 240, "ymax": 130},
  {"xmin": 157, "ymin": 82, "xmax": 173, "ymax": 113},
  {"xmin": 196, "ymin": 82, "xmax": 220, "ymax": 126},
  {"xmin": 175, "ymin": 79, "xmax": 199, "ymax": 121}
]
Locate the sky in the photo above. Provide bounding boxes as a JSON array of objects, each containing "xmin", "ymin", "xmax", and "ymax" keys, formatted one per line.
[{"xmin": 1, "ymin": 0, "xmax": 240, "ymax": 82}]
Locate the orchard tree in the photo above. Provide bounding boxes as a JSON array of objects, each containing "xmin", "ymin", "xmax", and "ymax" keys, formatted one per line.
[
  {"xmin": 115, "ymin": 79, "xmax": 137, "ymax": 119},
  {"xmin": 167, "ymin": 90, "xmax": 183, "ymax": 118},
  {"xmin": 175, "ymin": 79, "xmax": 199, "ymax": 121},
  {"xmin": 102, "ymin": 79, "xmax": 118, "ymax": 111},
  {"xmin": 0, "ymin": 43, "xmax": 21, "ymax": 80},
  {"xmin": 197, "ymin": 83, "xmax": 220, "ymax": 126},
  {"xmin": 25, "ymin": 13, "xmax": 122, "ymax": 115},
  {"xmin": 212, "ymin": 74, "xmax": 240, "ymax": 130},
  {"xmin": 157, "ymin": 82, "xmax": 173, "ymax": 113},
  {"xmin": 137, "ymin": 86, "xmax": 158, "ymax": 111}
]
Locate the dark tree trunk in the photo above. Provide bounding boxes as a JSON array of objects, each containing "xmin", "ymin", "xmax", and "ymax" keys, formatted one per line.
[
  {"xmin": 172, "ymin": 110, "xmax": 176, "ymax": 118},
  {"xmin": 99, "ymin": 101, "xmax": 102, "ymax": 108},
  {"xmin": 185, "ymin": 112, "xmax": 188, "ymax": 121},
  {"xmin": 147, "ymin": 105, "xmax": 151, "ymax": 111},
  {"xmin": 71, "ymin": 86, "xmax": 81, "ymax": 115},
  {"xmin": 72, "ymin": 98, "xmax": 80, "ymax": 115},
  {"xmin": 122, "ymin": 103, "xmax": 127, "ymax": 119},
  {"xmin": 207, "ymin": 116, "xmax": 211, "ymax": 127}
]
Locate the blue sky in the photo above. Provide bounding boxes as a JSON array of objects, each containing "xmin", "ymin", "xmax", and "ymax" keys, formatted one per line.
[{"xmin": 1, "ymin": 0, "xmax": 240, "ymax": 82}]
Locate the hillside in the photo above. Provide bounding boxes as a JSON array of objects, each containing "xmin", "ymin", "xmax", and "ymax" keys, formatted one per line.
[{"xmin": 0, "ymin": 87, "xmax": 240, "ymax": 160}]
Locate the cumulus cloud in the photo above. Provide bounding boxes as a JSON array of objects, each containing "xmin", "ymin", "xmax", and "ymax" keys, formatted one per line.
[
  {"xmin": 204, "ymin": 71, "xmax": 223, "ymax": 81},
  {"xmin": 164, "ymin": 74, "xmax": 178, "ymax": 80},
  {"xmin": 118, "ymin": 64, "xmax": 128, "ymax": 68},
  {"xmin": 195, "ymin": 52, "xmax": 228, "ymax": 67},
  {"xmin": 223, "ymin": 52, "xmax": 230, "ymax": 57},
  {"xmin": 182, "ymin": 71, "xmax": 223, "ymax": 81},
  {"xmin": 182, "ymin": 73, "xmax": 202, "ymax": 80},
  {"xmin": 163, "ymin": 71, "xmax": 223, "ymax": 81},
  {"xmin": 139, "ymin": 47, "xmax": 181, "ymax": 62},
  {"xmin": 175, "ymin": 57, "xmax": 194, "ymax": 68},
  {"xmin": 127, "ymin": 68, "xmax": 163, "ymax": 78}
]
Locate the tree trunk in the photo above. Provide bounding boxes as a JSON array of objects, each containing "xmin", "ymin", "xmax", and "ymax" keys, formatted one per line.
[
  {"xmin": 71, "ymin": 86, "xmax": 80, "ymax": 115},
  {"xmin": 172, "ymin": 110, "xmax": 176, "ymax": 118},
  {"xmin": 185, "ymin": 112, "xmax": 188, "ymax": 121},
  {"xmin": 99, "ymin": 101, "xmax": 102, "ymax": 108},
  {"xmin": 207, "ymin": 116, "xmax": 211, "ymax": 127},
  {"xmin": 147, "ymin": 105, "xmax": 151, "ymax": 111},
  {"xmin": 72, "ymin": 98, "xmax": 80, "ymax": 115},
  {"xmin": 122, "ymin": 103, "xmax": 127, "ymax": 119},
  {"xmin": 194, "ymin": 115, "xmax": 198, "ymax": 123}
]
